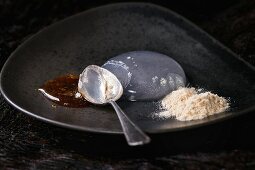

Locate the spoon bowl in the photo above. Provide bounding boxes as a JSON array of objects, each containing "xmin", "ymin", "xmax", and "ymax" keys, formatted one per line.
[{"xmin": 78, "ymin": 65, "xmax": 123, "ymax": 104}]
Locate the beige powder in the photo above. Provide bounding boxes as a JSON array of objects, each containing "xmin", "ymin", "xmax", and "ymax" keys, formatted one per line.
[{"xmin": 157, "ymin": 87, "xmax": 229, "ymax": 121}]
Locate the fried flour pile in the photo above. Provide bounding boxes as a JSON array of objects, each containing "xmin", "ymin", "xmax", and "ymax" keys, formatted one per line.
[{"xmin": 156, "ymin": 87, "xmax": 229, "ymax": 121}]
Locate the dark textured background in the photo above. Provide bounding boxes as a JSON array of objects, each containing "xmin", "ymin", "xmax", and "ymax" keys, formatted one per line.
[{"xmin": 0, "ymin": 0, "xmax": 255, "ymax": 169}]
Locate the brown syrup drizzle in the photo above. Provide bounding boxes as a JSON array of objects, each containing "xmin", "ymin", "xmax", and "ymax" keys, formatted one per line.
[{"xmin": 39, "ymin": 74, "xmax": 89, "ymax": 108}]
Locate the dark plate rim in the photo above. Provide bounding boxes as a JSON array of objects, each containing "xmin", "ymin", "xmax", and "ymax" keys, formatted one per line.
[{"xmin": 1, "ymin": 2, "xmax": 255, "ymax": 134}]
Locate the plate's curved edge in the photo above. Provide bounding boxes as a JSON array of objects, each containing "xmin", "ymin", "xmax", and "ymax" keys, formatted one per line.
[
  {"xmin": 143, "ymin": 3, "xmax": 255, "ymax": 72},
  {"xmin": 0, "ymin": 84, "xmax": 123, "ymax": 134},
  {"xmin": 2, "ymin": 2, "xmax": 255, "ymax": 77},
  {"xmin": 0, "ymin": 2, "xmax": 255, "ymax": 135}
]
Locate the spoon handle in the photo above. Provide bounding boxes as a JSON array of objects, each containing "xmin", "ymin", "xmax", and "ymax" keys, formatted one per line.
[{"xmin": 109, "ymin": 101, "xmax": 151, "ymax": 146}]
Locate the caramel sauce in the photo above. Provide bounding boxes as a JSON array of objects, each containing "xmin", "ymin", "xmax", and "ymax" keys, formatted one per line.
[{"xmin": 39, "ymin": 74, "xmax": 89, "ymax": 108}]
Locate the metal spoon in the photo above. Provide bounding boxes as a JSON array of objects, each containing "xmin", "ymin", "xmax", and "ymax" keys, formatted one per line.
[{"xmin": 78, "ymin": 65, "xmax": 151, "ymax": 146}]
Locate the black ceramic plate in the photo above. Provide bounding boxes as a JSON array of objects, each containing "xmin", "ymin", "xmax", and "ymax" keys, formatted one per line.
[{"xmin": 1, "ymin": 3, "xmax": 255, "ymax": 134}]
